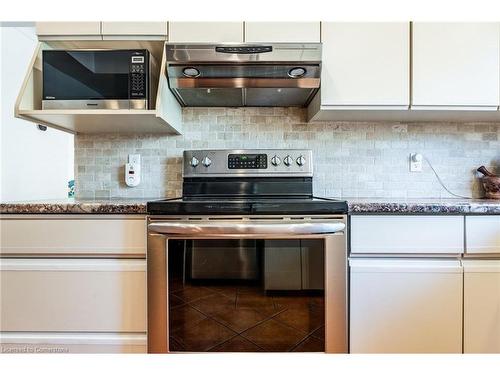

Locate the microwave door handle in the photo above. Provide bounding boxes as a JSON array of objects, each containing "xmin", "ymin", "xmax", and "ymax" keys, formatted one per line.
[{"xmin": 148, "ymin": 221, "xmax": 345, "ymax": 236}]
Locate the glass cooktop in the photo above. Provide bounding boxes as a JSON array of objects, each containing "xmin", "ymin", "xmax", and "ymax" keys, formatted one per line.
[{"xmin": 147, "ymin": 196, "xmax": 348, "ymax": 215}]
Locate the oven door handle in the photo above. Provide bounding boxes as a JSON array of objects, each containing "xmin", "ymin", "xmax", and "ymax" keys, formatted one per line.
[{"xmin": 148, "ymin": 221, "xmax": 345, "ymax": 236}]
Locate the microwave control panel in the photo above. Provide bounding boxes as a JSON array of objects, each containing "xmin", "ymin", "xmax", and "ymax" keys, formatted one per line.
[{"xmin": 130, "ymin": 53, "xmax": 147, "ymax": 99}]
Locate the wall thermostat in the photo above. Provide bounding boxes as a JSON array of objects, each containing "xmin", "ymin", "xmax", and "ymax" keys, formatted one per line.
[{"xmin": 125, "ymin": 154, "xmax": 141, "ymax": 187}]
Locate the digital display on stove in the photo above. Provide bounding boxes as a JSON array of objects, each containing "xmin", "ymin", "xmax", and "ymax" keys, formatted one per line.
[{"xmin": 228, "ymin": 154, "xmax": 267, "ymax": 169}]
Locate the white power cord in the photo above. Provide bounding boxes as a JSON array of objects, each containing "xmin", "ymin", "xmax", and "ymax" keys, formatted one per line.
[{"xmin": 422, "ymin": 155, "xmax": 474, "ymax": 199}]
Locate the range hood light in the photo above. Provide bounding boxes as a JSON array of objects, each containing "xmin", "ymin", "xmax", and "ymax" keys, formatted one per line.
[
  {"xmin": 277, "ymin": 88, "xmax": 282, "ymax": 93},
  {"xmin": 288, "ymin": 67, "xmax": 306, "ymax": 78},
  {"xmin": 207, "ymin": 89, "xmax": 211, "ymax": 94},
  {"xmin": 182, "ymin": 67, "xmax": 200, "ymax": 77}
]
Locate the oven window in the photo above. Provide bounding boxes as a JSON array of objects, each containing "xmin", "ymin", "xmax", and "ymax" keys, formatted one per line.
[
  {"xmin": 43, "ymin": 50, "xmax": 131, "ymax": 100},
  {"xmin": 168, "ymin": 239, "xmax": 325, "ymax": 352}
]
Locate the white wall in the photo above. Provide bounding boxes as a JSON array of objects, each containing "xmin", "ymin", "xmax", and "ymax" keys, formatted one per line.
[{"xmin": 0, "ymin": 23, "xmax": 73, "ymax": 202}]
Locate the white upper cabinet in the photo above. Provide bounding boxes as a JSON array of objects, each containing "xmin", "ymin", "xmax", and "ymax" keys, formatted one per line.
[
  {"xmin": 168, "ymin": 22, "xmax": 243, "ymax": 43},
  {"xmin": 37, "ymin": 22, "xmax": 168, "ymax": 41},
  {"xmin": 318, "ymin": 22, "xmax": 410, "ymax": 108},
  {"xmin": 101, "ymin": 22, "xmax": 167, "ymax": 40},
  {"xmin": 16, "ymin": 40, "xmax": 182, "ymax": 134},
  {"xmin": 412, "ymin": 22, "xmax": 500, "ymax": 109},
  {"xmin": 244, "ymin": 22, "xmax": 320, "ymax": 43},
  {"xmin": 36, "ymin": 22, "xmax": 102, "ymax": 40}
]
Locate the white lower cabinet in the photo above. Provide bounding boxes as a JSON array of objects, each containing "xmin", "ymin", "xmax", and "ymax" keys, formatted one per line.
[
  {"xmin": 350, "ymin": 215, "xmax": 464, "ymax": 255},
  {"xmin": 463, "ymin": 260, "xmax": 500, "ymax": 353},
  {"xmin": 349, "ymin": 258, "xmax": 463, "ymax": 353},
  {"xmin": 0, "ymin": 259, "xmax": 146, "ymax": 332},
  {"xmin": 0, "ymin": 215, "xmax": 147, "ymax": 257},
  {"xmin": 0, "ymin": 332, "xmax": 147, "ymax": 354},
  {"xmin": 0, "ymin": 215, "xmax": 147, "ymax": 353},
  {"xmin": 465, "ymin": 216, "xmax": 500, "ymax": 255}
]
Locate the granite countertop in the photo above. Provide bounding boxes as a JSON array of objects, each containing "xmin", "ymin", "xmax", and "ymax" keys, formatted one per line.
[
  {"xmin": 0, "ymin": 198, "xmax": 149, "ymax": 215},
  {"xmin": 347, "ymin": 198, "xmax": 500, "ymax": 214},
  {"xmin": 1, "ymin": 197, "xmax": 499, "ymax": 215}
]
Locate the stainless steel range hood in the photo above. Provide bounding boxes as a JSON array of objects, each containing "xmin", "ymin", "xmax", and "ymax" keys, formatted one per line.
[{"xmin": 165, "ymin": 43, "xmax": 322, "ymax": 107}]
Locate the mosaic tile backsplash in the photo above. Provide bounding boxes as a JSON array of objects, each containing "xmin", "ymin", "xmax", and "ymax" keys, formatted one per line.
[{"xmin": 75, "ymin": 108, "xmax": 500, "ymax": 199}]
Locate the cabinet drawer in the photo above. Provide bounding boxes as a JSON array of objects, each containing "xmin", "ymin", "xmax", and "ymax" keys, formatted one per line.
[
  {"xmin": 0, "ymin": 259, "xmax": 146, "ymax": 332},
  {"xmin": 0, "ymin": 332, "xmax": 147, "ymax": 354},
  {"xmin": 0, "ymin": 216, "xmax": 146, "ymax": 256},
  {"xmin": 465, "ymin": 216, "xmax": 500, "ymax": 254},
  {"xmin": 350, "ymin": 215, "xmax": 464, "ymax": 254}
]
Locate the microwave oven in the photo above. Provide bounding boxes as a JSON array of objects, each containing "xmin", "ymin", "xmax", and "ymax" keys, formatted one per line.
[{"xmin": 42, "ymin": 49, "xmax": 157, "ymax": 110}]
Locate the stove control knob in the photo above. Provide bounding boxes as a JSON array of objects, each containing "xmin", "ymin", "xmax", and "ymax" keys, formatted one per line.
[
  {"xmin": 296, "ymin": 155, "xmax": 306, "ymax": 166},
  {"xmin": 202, "ymin": 156, "xmax": 212, "ymax": 167},
  {"xmin": 283, "ymin": 155, "xmax": 292, "ymax": 166},
  {"xmin": 190, "ymin": 157, "xmax": 199, "ymax": 168},
  {"xmin": 271, "ymin": 155, "xmax": 281, "ymax": 166}
]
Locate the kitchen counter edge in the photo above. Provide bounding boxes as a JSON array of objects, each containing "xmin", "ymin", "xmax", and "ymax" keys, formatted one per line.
[{"xmin": 1, "ymin": 198, "xmax": 499, "ymax": 215}]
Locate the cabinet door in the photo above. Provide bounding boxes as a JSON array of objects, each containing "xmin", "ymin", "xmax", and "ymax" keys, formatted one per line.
[
  {"xmin": 35, "ymin": 22, "xmax": 102, "ymax": 40},
  {"xmin": 244, "ymin": 22, "xmax": 320, "ymax": 43},
  {"xmin": 0, "ymin": 332, "xmax": 147, "ymax": 354},
  {"xmin": 0, "ymin": 216, "xmax": 146, "ymax": 257},
  {"xmin": 465, "ymin": 216, "xmax": 500, "ymax": 254},
  {"xmin": 101, "ymin": 22, "xmax": 167, "ymax": 40},
  {"xmin": 320, "ymin": 22, "xmax": 410, "ymax": 108},
  {"xmin": 350, "ymin": 215, "xmax": 464, "ymax": 254},
  {"xmin": 0, "ymin": 259, "xmax": 146, "ymax": 332},
  {"xmin": 168, "ymin": 22, "xmax": 243, "ymax": 43},
  {"xmin": 350, "ymin": 259, "xmax": 463, "ymax": 353},
  {"xmin": 463, "ymin": 260, "xmax": 500, "ymax": 353},
  {"xmin": 264, "ymin": 240, "xmax": 302, "ymax": 290},
  {"xmin": 412, "ymin": 22, "xmax": 500, "ymax": 109}
]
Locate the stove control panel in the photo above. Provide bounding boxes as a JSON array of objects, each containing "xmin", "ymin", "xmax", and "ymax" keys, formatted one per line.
[
  {"xmin": 228, "ymin": 154, "xmax": 267, "ymax": 169},
  {"xmin": 183, "ymin": 149, "xmax": 313, "ymax": 177}
]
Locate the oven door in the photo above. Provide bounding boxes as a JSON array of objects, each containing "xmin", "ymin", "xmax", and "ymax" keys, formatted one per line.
[{"xmin": 147, "ymin": 216, "xmax": 348, "ymax": 353}]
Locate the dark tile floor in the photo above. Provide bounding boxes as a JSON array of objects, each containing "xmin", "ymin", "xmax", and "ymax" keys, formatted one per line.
[{"xmin": 169, "ymin": 280, "xmax": 325, "ymax": 352}]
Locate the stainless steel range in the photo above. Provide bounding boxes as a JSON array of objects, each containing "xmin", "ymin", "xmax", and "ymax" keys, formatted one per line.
[{"xmin": 147, "ymin": 149, "xmax": 348, "ymax": 353}]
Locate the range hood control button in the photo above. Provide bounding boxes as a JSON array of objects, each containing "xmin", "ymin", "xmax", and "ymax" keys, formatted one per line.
[
  {"xmin": 202, "ymin": 156, "xmax": 212, "ymax": 167},
  {"xmin": 296, "ymin": 155, "xmax": 306, "ymax": 166},
  {"xmin": 271, "ymin": 155, "xmax": 281, "ymax": 166},
  {"xmin": 283, "ymin": 155, "xmax": 292, "ymax": 166},
  {"xmin": 190, "ymin": 157, "xmax": 199, "ymax": 168}
]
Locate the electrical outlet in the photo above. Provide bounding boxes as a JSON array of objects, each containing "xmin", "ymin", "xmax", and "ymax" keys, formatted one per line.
[
  {"xmin": 126, "ymin": 154, "xmax": 141, "ymax": 187},
  {"xmin": 410, "ymin": 153, "xmax": 423, "ymax": 172},
  {"xmin": 128, "ymin": 154, "xmax": 141, "ymax": 165}
]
